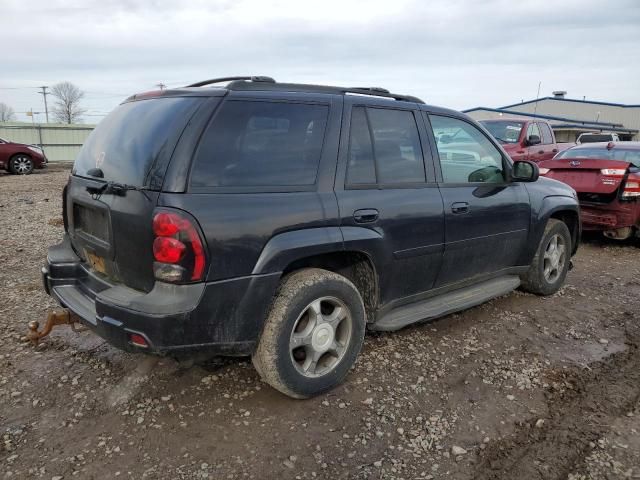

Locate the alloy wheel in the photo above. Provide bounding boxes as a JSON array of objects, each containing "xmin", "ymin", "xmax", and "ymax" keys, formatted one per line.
[
  {"xmin": 12, "ymin": 155, "xmax": 33, "ymax": 174},
  {"xmin": 543, "ymin": 233, "xmax": 566, "ymax": 283},
  {"xmin": 289, "ymin": 296, "xmax": 353, "ymax": 378}
]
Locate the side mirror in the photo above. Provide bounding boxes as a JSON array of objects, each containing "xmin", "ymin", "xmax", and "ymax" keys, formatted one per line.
[
  {"xmin": 512, "ymin": 160, "xmax": 539, "ymax": 182},
  {"xmin": 526, "ymin": 134, "xmax": 541, "ymax": 146}
]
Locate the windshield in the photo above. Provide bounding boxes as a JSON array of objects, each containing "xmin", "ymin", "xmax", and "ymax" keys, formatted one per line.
[
  {"xmin": 73, "ymin": 97, "xmax": 201, "ymax": 187},
  {"xmin": 557, "ymin": 147, "xmax": 640, "ymax": 167},
  {"xmin": 480, "ymin": 120, "xmax": 524, "ymax": 144}
]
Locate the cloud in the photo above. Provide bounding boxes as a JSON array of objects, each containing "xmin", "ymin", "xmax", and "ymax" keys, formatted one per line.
[{"xmin": 1, "ymin": 0, "xmax": 638, "ymax": 122}]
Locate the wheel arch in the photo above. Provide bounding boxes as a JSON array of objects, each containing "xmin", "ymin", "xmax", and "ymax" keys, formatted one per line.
[{"xmin": 281, "ymin": 250, "xmax": 379, "ymax": 322}]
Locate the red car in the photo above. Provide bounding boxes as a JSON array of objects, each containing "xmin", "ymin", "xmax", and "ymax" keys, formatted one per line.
[
  {"xmin": 0, "ymin": 137, "xmax": 48, "ymax": 174},
  {"xmin": 539, "ymin": 142, "xmax": 640, "ymax": 240}
]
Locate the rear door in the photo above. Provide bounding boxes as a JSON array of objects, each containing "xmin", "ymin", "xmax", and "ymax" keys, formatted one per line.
[
  {"xmin": 538, "ymin": 122, "xmax": 558, "ymax": 161},
  {"xmin": 66, "ymin": 96, "xmax": 206, "ymax": 292},
  {"xmin": 426, "ymin": 113, "xmax": 531, "ymax": 287},
  {"xmin": 335, "ymin": 99, "xmax": 444, "ymax": 305}
]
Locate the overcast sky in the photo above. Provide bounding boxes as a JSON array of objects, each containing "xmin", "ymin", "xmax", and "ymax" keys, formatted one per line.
[{"xmin": 1, "ymin": 0, "xmax": 639, "ymax": 123}]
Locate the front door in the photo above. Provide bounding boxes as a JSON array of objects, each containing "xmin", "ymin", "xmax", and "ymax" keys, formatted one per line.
[
  {"xmin": 426, "ymin": 113, "xmax": 531, "ymax": 287},
  {"xmin": 335, "ymin": 100, "xmax": 444, "ymax": 306}
]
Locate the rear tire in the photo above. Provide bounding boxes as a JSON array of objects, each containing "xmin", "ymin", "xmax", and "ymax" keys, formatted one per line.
[
  {"xmin": 252, "ymin": 268, "xmax": 366, "ymax": 399},
  {"xmin": 9, "ymin": 154, "xmax": 34, "ymax": 175},
  {"xmin": 520, "ymin": 219, "xmax": 571, "ymax": 296}
]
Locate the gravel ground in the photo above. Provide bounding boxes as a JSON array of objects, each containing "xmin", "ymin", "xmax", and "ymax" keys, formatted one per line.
[{"xmin": 1, "ymin": 166, "xmax": 639, "ymax": 480}]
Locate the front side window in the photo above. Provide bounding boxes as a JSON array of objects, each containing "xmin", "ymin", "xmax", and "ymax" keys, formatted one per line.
[
  {"xmin": 527, "ymin": 122, "xmax": 541, "ymax": 141},
  {"xmin": 430, "ymin": 115, "xmax": 505, "ymax": 184},
  {"xmin": 539, "ymin": 123, "xmax": 553, "ymax": 144},
  {"xmin": 345, "ymin": 107, "xmax": 425, "ymax": 186},
  {"xmin": 190, "ymin": 101, "xmax": 329, "ymax": 188}
]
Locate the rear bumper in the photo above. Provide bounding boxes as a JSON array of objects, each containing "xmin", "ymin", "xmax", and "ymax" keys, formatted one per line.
[
  {"xmin": 580, "ymin": 201, "xmax": 640, "ymax": 230},
  {"xmin": 43, "ymin": 236, "xmax": 280, "ymax": 356}
]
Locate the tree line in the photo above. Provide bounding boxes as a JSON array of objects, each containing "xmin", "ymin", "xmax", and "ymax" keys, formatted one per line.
[{"xmin": 0, "ymin": 81, "xmax": 86, "ymax": 124}]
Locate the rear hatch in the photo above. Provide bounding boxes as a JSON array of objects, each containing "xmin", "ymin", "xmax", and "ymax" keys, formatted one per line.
[
  {"xmin": 541, "ymin": 157, "xmax": 632, "ymax": 203},
  {"xmin": 66, "ymin": 95, "xmax": 204, "ymax": 292}
]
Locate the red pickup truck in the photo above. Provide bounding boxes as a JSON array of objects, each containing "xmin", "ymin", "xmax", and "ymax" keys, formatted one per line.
[{"xmin": 480, "ymin": 118, "xmax": 571, "ymax": 162}]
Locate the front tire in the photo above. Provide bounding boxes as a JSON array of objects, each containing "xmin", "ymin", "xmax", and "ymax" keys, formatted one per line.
[
  {"xmin": 520, "ymin": 219, "xmax": 571, "ymax": 295},
  {"xmin": 9, "ymin": 154, "xmax": 34, "ymax": 175},
  {"xmin": 252, "ymin": 268, "xmax": 366, "ymax": 399}
]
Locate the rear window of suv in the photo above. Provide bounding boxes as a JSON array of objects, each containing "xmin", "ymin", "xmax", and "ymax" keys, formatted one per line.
[
  {"xmin": 73, "ymin": 97, "xmax": 201, "ymax": 188},
  {"xmin": 190, "ymin": 100, "xmax": 329, "ymax": 188}
]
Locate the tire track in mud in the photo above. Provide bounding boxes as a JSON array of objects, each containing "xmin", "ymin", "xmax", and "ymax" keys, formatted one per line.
[{"xmin": 474, "ymin": 321, "xmax": 640, "ymax": 480}]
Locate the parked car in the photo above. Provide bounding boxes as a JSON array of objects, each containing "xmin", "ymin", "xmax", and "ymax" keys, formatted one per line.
[
  {"xmin": 0, "ymin": 137, "xmax": 48, "ymax": 174},
  {"xmin": 480, "ymin": 118, "xmax": 571, "ymax": 163},
  {"xmin": 577, "ymin": 132, "xmax": 620, "ymax": 144},
  {"xmin": 539, "ymin": 142, "xmax": 640, "ymax": 240},
  {"xmin": 43, "ymin": 77, "xmax": 580, "ymax": 398}
]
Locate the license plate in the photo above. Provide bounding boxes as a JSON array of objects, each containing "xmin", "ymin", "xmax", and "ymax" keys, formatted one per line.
[{"xmin": 85, "ymin": 250, "xmax": 107, "ymax": 275}]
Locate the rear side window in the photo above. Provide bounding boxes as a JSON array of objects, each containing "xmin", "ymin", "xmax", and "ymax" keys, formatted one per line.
[
  {"xmin": 539, "ymin": 123, "xmax": 553, "ymax": 144},
  {"xmin": 190, "ymin": 101, "xmax": 328, "ymax": 188},
  {"xmin": 346, "ymin": 107, "xmax": 425, "ymax": 186}
]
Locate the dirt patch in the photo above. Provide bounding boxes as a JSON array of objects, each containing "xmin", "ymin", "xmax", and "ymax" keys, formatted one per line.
[
  {"xmin": 476, "ymin": 322, "xmax": 640, "ymax": 479},
  {"xmin": 1, "ymin": 167, "xmax": 639, "ymax": 479}
]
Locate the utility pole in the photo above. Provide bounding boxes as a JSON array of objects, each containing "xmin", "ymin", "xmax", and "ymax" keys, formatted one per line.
[
  {"xmin": 156, "ymin": 82, "xmax": 166, "ymax": 91},
  {"xmin": 39, "ymin": 86, "xmax": 50, "ymax": 123}
]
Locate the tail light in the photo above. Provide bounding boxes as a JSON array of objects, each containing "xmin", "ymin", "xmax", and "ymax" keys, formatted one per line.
[
  {"xmin": 152, "ymin": 211, "xmax": 207, "ymax": 283},
  {"xmin": 600, "ymin": 168, "xmax": 626, "ymax": 177},
  {"xmin": 622, "ymin": 176, "xmax": 640, "ymax": 198}
]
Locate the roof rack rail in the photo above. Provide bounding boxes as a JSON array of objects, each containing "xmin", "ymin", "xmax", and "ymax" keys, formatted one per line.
[
  {"xmin": 225, "ymin": 80, "xmax": 424, "ymax": 104},
  {"xmin": 186, "ymin": 76, "xmax": 276, "ymax": 88}
]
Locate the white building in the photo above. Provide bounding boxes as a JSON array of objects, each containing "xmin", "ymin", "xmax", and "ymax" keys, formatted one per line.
[{"xmin": 464, "ymin": 92, "xmax": 639, "ymax": 142}]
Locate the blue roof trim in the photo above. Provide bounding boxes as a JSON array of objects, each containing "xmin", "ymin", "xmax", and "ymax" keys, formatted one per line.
[
  {"xmin": 462, "ymin": 107, "xmax": 623, "ymax": 127},
  {"xmin": 551, "ymin": 123, "xmax": 637, "ymax": 134},
  {"xmin": 500, "ymin": 96, "xmax": 640, "ymax": 109}
]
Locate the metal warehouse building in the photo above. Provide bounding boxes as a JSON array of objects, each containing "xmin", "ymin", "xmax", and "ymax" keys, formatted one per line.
[
  {"xmin": 464, "ymin": 92, "xmax": 639, "ymax": 142},
  {"xmin": 0, "ymin": 122, "xmax": 95, "ymax": 162}
]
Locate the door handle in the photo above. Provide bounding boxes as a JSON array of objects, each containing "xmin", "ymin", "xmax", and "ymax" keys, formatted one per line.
[
  {"xmin": 353, "ymin": 208, "xmax": 379, "ymax": 223},
  {"xmin": 451, "ymin": 202, "xmax": 469, "ymax": 214},
  {"xmin": 538, "ymin": 150, "xmax": 545, "ymax": 154},
  {"xmin": 552, "ymin": 149, "xmax": 558, "ymax": 153}
]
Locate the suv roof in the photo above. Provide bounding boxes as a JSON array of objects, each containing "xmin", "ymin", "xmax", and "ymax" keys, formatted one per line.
[{"xmin": 126, "ymin": 76, "xmax": 425, "ymax": 104}]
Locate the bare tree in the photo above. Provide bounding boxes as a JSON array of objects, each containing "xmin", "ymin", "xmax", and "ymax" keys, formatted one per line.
[
  {"xmin": 0, "ymin": 102, "xmax": 16, "ymax": 122},
  {"xmin": 51, "ymin": 81, "xmax": 86, "ymax": 124}
]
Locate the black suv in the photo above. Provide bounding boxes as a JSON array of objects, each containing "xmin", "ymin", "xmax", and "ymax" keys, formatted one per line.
[{"xmin": 43, "ymin": 76, "xmax": 580, "ymax": 398}]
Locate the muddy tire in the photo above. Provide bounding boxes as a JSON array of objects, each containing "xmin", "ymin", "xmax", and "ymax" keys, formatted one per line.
[
  {"xmin": 252, "ymin": 268, "xmax": 366, "ymax": 399},
  {"xmin": 8, "ymin": 154, "xmax": 34, "ymax": 175},
  {"xmin": 520, "ymin": 219, "xmax": 571, "ymax": 296}
]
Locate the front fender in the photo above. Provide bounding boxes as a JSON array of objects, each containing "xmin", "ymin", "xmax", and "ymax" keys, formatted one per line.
[{"xmin": 523, "ymin": 194, "xmax": 580, "ymax": 263}]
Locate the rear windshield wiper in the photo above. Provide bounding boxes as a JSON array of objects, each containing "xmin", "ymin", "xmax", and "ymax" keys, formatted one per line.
[{"xmin": 86, "ymin": 181, "xmax": 153, "ymax": 201}]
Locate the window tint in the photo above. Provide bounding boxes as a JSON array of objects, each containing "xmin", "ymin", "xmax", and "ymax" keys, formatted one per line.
[
  {"xmin": 73, "ymin": 97, "xmax": 201, "ymax": 187},
  {"xmin": 346, "ymin": 107, "xmax": 376, "ymax": 185},
  {"xmin": 367, "ymin": 108, "xmax": 425, "ymax": 184},
  {"xmin": 527, "ymin": 122, "xmax": 541, "ymax": 140},
  {"xmin": 430, "ymin": 115, "xmax": 505, "ymax": 184},
  {"xmin": 190, "ymin": 101, "xmax": 328, "ymax": 188},
  {"xmin": 539, "ymin": 122, "xmax": 553, "ymax": 144}
]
